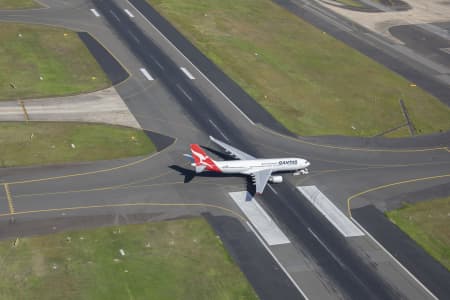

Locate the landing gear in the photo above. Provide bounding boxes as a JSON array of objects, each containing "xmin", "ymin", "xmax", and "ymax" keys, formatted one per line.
[{"xmin": 294, "ymin": 168, "xmax": 309, "ymax": 176}]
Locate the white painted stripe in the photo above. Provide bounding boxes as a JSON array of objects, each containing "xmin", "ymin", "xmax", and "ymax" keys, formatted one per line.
[
  {"xmin": 176, "ymin": 84, "xmax": 193, "ymax": 102},
  {"xmin": 268, "ymin": 184, "xmax": 278, "ymax": 195},
  {"xmin": 139, "ymin": 68, "xmax": 154, "ymax": 81},
  {"xmin": 127, "ymin": 0, "xmax": 254, "ymax": 125},
  {"xmin": 229, "ymin": 191, "xmax": 290, "ymax": 245},
  {"xmin": 297, "ymin": 186, "xmax": 364, "ymax": 237},
  {"xmin": 440, "ymin": 48, "xmax": 450, "ymax": 55},
  {"xmin": 307, "ymin": 227, "xmax": 345, "ymax": 269},
  {"xmin": 180, "ymin": 67, "xmax": 195, "ymax": 80},
  {"xmin": 149, "ymin": 55, "xmax": 164, "ymax": 70},
  {"xmin": 90, "ymin": 9, "xmax": 100, "ymax": 17},
  {"xmin": 124, "ymin": 9, "xmax": 134, "ymax": 18},
  {"xmin": 208, "ymin": 119, "xmax": 229, "ymax": 141},
  {"xmin": 110, "ymin": 10, "xmax": 121, "ymax": 22},
  {"xmin": 351, "ymin": 218, "xmax": 438, "ymax": 300},
  {"xmin": 128, "ymin": 30, "xmax": 140, "ymax": 44},
  {"xmin": 246, "ymin": 221, "xmax": 310, "ymax": 299}
]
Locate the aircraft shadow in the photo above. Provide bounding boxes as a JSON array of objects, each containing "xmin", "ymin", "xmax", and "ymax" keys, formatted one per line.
[{"xmin": 169, "ymin": 165, "xmax": 256, "ymax": 196}]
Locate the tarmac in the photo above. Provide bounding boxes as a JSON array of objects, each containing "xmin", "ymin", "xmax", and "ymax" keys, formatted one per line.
[
  {"xmin": 0, "ymin": 86, "xmax": 141, "ymax": 128},
  {"xmin": 0, "ymin": 0, "xmax": 449, "ymax": 299}
]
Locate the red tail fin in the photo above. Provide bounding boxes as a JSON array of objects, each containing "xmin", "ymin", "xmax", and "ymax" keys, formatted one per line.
[{"xmin": 190, "ymin": 144, "xmax": 221, "ymax": 172}]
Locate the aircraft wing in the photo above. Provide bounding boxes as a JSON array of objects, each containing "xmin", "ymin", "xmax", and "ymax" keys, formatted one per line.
[
  {"xmin": 251, "ymin": 169, "xmax": 272, "ymax": 194},
  {"xmin": 209, "ymin": 136, "xmax": 255, "ymax": 160}
]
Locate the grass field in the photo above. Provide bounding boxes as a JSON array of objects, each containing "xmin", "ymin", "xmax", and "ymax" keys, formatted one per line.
[
  {"xmin": 387, "ymin": 197, "xmax": 450, "ymax": 271},
  {"xmin": 0, "ymin": 23, "xmax": 110, "ymax": 101},
  {"xmin": 0, "ymin": 0, "xmax": 40, "ymax": 9},
  {"xmin": 0, "ymin": 122, "xmax": 156, "ymax": 167},
  {"xmin": 0, "ymin": 217, "xmax": 257, "ymax": 300},
  {"xmin": 148, "ymin": 0, "xmax": 450, "ymax": 137}
]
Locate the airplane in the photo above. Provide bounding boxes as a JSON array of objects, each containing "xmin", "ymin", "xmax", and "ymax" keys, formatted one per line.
[{"xmin": 184, "ymin": 136, "xmax": 310, "ymax": 194}]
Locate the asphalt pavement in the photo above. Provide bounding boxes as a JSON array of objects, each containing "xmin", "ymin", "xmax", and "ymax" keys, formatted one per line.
[{"xmin": 0, "ymin": 0, "xmax": 449, "ymax": 299}]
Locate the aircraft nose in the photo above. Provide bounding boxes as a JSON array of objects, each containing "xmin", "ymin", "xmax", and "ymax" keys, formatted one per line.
[{"xmin": 305, "ymin": 160, "xmax": 310, "ymax": 166}]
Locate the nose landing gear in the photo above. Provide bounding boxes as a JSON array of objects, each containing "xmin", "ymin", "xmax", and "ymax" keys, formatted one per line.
[{"xmin": 294, "ymin": 168, "xmax": 309, "ymax": 176}]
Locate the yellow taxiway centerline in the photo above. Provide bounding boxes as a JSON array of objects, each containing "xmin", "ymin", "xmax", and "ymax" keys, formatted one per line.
[
  {"xmin": 3, "ymin": 184, "xmax": 15, "ymax": 214},
  {"xmin": 347, "ymin": 173, "xmax": 450, "ymax": 217},
  {"xmin": 0, "ymin": 202, "xmax": 246, "ymax": 222}
]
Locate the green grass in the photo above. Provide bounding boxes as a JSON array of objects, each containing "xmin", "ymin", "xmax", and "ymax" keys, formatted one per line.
[
  {"xmin": 0, "ymin": 0, "xmax": 41, "ymax": 9},
  {"xmin": 0, "ymin": 23, "xmax": 110, "ymax": 101},
  {"xmin": 386, "ymin": 197, "xmax": 450, "ymax": 271},
  {"xmin": 148, "ymin": 0, "xmax": 450, "ymax": 137},
  {"xmin": 0, "ymin": 122, "xmax": 156, "ymax": 167},
  {"xmin": 0, "ymin": 217, "xmax": 258, "ymax": 300}
]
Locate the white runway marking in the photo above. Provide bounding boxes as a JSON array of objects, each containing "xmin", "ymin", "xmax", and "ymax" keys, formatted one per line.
[
  {"xmin": 229, "ymin": 191, "xmax": 290, "ymax": 246},
  {"xmin": 110, "ymin": 10, "xmax": 121, "ymax": 22},
  {"xmin": 90, "ymin": 9, "xmax": 100, "ymax": 17},
  {"xmin": 208, "ymin": 119, "xmax": 229, "ymax": 141},
  {"xmin": 246, "ymin": 221, "xmax": 309, "ymax": 299},
  {"xmin": 297, "ymin": 186, "xmax": 364, "ymax": 237},
  {"xmin": 440, "ymin": 48, "xmax": 450, "ymax": 55},
  {"xmin": 351, "ymin": 218, "xmax": 438, "ymax": 300},
  {"xmin": 149, "ymin": 55, "xmax": 164, "ymax": 70},
  {"xmin": 127, "ymin": 0, "xmax": 254, "ymax": 125},
  {"xmin": 128, "ymin": 30, "xmax": 140, "ymax": 44},
  {"xmin": 176, "ymin": 84, "xmax": 193, "ymax": 102},
  {"xmin": 308, "ymin": 227, "xmax": 345, "ymax": 269},
  {"xmin": 268, "ymin": 184, "xmax": 278, "ymax": 195},
  {"xmin": 180, "ymin": 67, "xmax": 195, "ymax": 80},
  {"xmin": 124, "ymin": 9, "xmax": 135, "ymax": 18},
  {"xmin": 139, "ymin": 68, "xmax": 154, "ymax": 81}
]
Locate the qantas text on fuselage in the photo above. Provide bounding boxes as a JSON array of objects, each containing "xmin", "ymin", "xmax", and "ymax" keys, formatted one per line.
[{"xmin": 185, "ymin": 136, "xmax": 310, "ymax": 194}]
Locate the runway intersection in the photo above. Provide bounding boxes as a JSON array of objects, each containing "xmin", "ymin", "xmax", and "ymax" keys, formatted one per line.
[{"xmin": 0, "ymin": 0, "xmax": 449, "ymax": 299}]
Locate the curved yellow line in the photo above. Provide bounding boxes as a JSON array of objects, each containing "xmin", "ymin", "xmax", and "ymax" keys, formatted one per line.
[
  {"xmin": 13, "ymin": 180, "xmax": 228, "ymax": 199},
  {"xmin": 260, "ymin": 125, "xmax": 450, "ymax": 153},
  {"xmin": 259, "ymin": 141, "xmax": 450, "ymax": 167},
  {"xmin": 0, "ymin": 202, "xmax": 246, "ymax": 222},
  {"xmin": 346, "ymin": 173, "xmax": 450, "ymax": 217},
  {"xmin": 7, "ymin": 137, "xmax": 176, "ymax": 185}
]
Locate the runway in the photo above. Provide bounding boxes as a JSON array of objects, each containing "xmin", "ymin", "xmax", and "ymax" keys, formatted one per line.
[{"xmin": 0, "ymin": 0, "xmax": 449, "ymax": 299}]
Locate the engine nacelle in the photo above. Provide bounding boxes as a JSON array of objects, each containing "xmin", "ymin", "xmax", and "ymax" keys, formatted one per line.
[{"xmin": 269, "ymin": 175, "xmax": 283, "ymax": 183}]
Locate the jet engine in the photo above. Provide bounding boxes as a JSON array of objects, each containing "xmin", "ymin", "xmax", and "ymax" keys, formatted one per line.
[{"xmin": 269, "ymin": 175, "xmax": 283, "ymax": 183}]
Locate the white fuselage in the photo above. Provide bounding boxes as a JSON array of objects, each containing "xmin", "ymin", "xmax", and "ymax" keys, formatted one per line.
[{"xmin": 214, "ymin": 158, "xmax": 309, "ymax": 175}]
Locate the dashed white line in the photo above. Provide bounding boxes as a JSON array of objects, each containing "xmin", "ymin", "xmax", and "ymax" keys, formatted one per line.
[
  {"xmin": 139, "ymin": 68, "xmax": 154, "ymax": 81},
  {"xmin": 247, "ymin": 221, "xmax": 310, "ymax": 299},
  {"xmin": 208, "ymin": 119, "xmax": 229, "ymax": 141},
  {"xmin": 124, "ymin": 9, "xmax": 135, "ymax": 18},
  {"xmin": 128, "ymin": 30, "xmax": 140, "ymax": 44},
  {"xmin": 268, "ymin": 184, "xmax": 278, "ymax": 195},
  {"xmin": 307, "ymin": 227, "xmax": 346, "ymax": 270},
  {"xmin": 351, "ymin": 218, "xmax": 438, "ymax": 300},
  {"xmin": 110, "ymin": 10, "xmax": 121, "ymax": 22},
  {"xmin": 150, "ymin": 55, "xmax": 164, "ymax": 70},
  {"xmin": 176, "ymin": 84, "xmax": 193, "ymax": 102},
  {"xmin": 180, "ymin": 67, "xmax": 195, "ymax": 80},
  {"xmin": 127, "ymin": 0, "xmax": 254, "ymax": 125},
  {"xmin": 90, "ymin": 9, "xmax": 100, "ymax": 17}
]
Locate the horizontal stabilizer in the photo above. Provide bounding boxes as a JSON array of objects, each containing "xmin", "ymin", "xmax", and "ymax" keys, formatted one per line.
[
  {"xmin": 183, "ymin": 154, "xmax": 194, "ymax": 164},
  {"xmin": 195, "ymin": 165, "xmax": 206, "ymax": 173}
]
